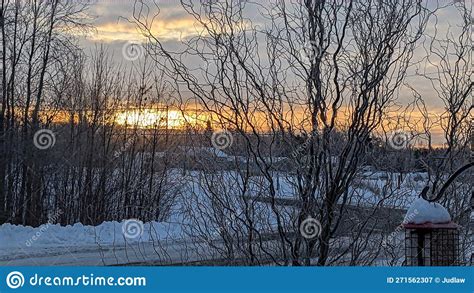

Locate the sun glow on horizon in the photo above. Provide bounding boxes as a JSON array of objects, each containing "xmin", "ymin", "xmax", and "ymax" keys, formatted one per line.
[
  {"xmin": 114, "ymin": 109, "xmax": 209, "ymax": 129},
  {"xmin": 36, "ymin": 105, "xmax": 455, "ymax": 146}
]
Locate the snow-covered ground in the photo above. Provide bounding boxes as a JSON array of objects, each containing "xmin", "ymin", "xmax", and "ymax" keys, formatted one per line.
[
  {"xmin": 0, "ymin": 170, "xmax": 471, "ymax": 266},
  {"xmin": 0, "ymin": 221, "xmax": 186, "ymax": 266}
]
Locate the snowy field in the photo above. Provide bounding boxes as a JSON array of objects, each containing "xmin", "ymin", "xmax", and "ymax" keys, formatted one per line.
[
  {"xmin": 0, "ymin": 170, "xmax": 471, "ymax": 266},
  {"xmin": 0, "ymin": 221, "xmax": 184, "ymax": 265}
]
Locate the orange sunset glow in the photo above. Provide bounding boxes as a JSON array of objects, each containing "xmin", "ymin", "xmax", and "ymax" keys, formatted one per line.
[
  {"xmin": 39, "ymin": 104, "xmax": 451, "ymax": 146},
  {"xmin": 114, "ymin": 108, "xmax": 210, "ymax": 129}
]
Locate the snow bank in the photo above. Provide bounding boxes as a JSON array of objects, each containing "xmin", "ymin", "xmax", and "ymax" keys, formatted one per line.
[
  {"xmin": 404, "ymin": 198, "xmax": 451, "ymax": 224},
  {"xmin": 0, "ymin": 220, "xmax": 183, "ymax": 251}
]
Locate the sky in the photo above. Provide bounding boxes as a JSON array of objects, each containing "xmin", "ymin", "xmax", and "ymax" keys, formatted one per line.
[{"xmin": 77, "ymin": 0, "xmax": 472, "ymax": 144}]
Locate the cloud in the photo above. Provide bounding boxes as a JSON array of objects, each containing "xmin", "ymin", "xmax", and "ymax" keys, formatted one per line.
[
  {"xmin": 92, "ymin": 17, "xmax": 201, "ymax": 42},
  {"xmin": 86, "ymin": 0, "xmax": 201, "ymax": 42}
]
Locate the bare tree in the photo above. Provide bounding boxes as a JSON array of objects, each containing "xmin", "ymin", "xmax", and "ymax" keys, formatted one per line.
[
  {"xmin": 410, "ymin": 1, "xmax": 472, "ymax": 264},
  {"xmin": 0, "ymin": 0, "xmax": 90, "ymax": 225},
  {"xmin": 132, "ymin": 0, "xmax": 431, "ymax": 265}
]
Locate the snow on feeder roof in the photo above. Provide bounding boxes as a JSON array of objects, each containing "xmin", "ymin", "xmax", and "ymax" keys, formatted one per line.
[
  {"xmin": 403, "ymin": 198, "xmax": 460, "ymax": 266},
  {"xmin": 403, "ymin": 198, "xmax": 451, "ymax": 225}
]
